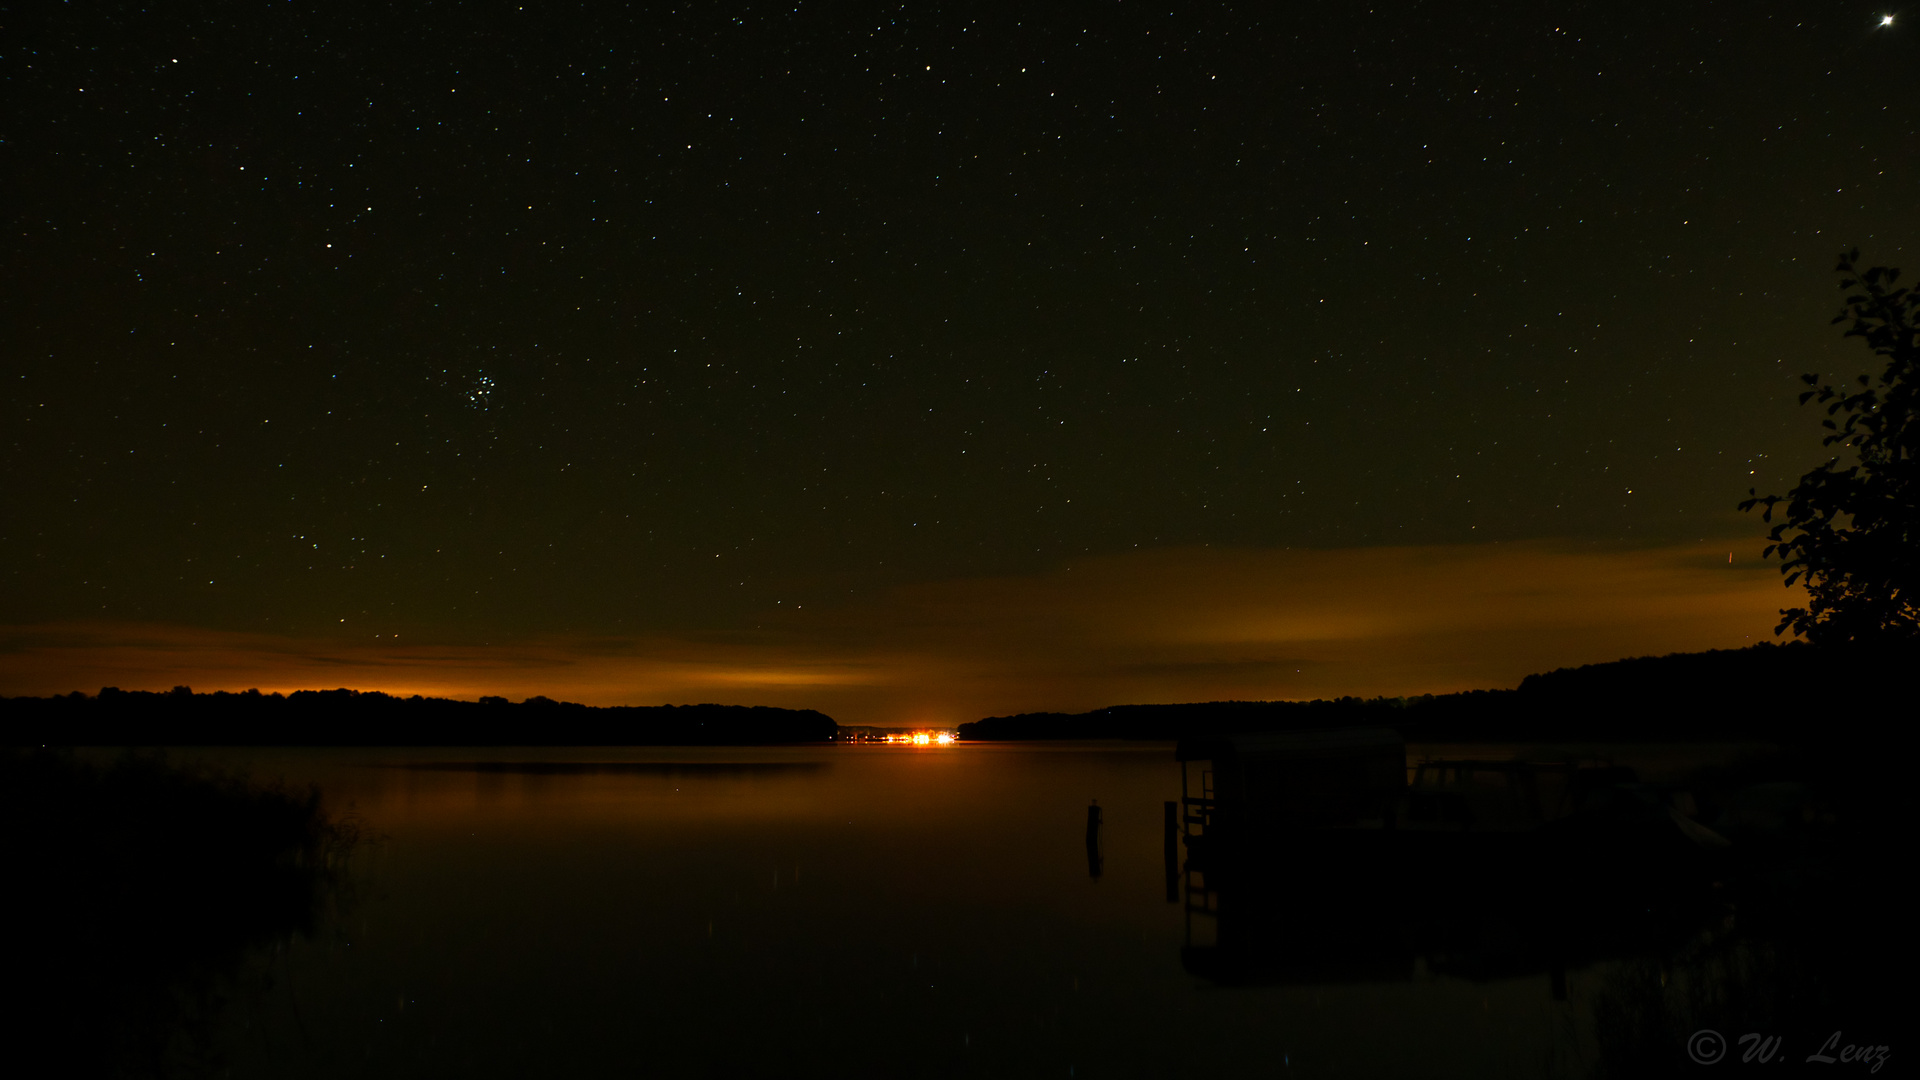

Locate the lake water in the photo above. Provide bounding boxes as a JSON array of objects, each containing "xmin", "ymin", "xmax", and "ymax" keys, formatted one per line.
[{"xmin": 122, "ymin": 740, "xmax": 1842, "ymax": 1078}]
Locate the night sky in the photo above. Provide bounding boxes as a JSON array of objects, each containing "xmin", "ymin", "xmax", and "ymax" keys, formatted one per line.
[{"xmin": 4, "ymin": 2, "xmax": 1914, "ymax": 722}]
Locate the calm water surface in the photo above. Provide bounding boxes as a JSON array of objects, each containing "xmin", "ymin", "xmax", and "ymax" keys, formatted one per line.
[{"xmin": 154, "ymin": 742, "xmax": 1778, "ymax": 1078}]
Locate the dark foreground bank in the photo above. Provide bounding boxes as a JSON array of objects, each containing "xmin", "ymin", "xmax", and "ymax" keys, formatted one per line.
[
  {"xmin": 1168, "ymin": 730, "xmax": 1901, "ymax": 1077},
  {"xmin": 0, "ymin": 749, "xmax": 361, "ymax": 1077},
  {"xmin": 0, "ymin": 689, "xmax": 839, "ymax": 745}
]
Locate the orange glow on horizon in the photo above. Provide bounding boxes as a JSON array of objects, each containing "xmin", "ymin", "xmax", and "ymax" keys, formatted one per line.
[{"xmin": 0, "ymin": 539, "xmax": 1799, "ymax": 727}]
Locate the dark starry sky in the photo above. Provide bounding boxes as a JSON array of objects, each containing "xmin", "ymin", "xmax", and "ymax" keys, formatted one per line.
[{"xmin": 4, "ymin": 0, "xmax": 1915, "ymax": 645}]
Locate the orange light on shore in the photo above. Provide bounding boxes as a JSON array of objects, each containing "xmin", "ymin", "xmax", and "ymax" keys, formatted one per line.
[{"xmin": 877, "ymin": 730, "xmax": 955, "ymax": 745}]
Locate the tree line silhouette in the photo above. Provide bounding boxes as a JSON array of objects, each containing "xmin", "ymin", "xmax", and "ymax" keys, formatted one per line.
[
  {"xmin": 0, "ymin": 687, "xmax": 839, "ymax": 745},
  {"xmin": 956, "ymin": 640, "xmax": 1913, "ymax": 743}
]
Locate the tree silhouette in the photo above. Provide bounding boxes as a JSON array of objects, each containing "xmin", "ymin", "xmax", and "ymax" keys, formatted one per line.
[{"xmin": 1740, "ymin": 251, "xmax": 1918, "ymax": 642}]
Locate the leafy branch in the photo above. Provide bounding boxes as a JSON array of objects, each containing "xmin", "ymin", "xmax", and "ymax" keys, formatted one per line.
[{"xmin": 1738, "ymin": 250, "xmax": 1918, "ymax": 642}]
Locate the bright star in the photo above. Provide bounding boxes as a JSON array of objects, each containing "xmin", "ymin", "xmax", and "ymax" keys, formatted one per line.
[{"xmin": 1882, "ymin": 14, "xmax": 1896, "ymax": 26}]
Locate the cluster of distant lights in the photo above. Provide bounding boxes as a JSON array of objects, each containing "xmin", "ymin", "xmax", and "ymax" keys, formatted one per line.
[{"xmin": 883, "ymin": 732, "xmax": 955, "ymax": 746}]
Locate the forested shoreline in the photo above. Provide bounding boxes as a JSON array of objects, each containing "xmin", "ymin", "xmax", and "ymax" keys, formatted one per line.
[
  {"xmin": 0, "ymin": 689, "xmax": 839, "ymax": 745},
  {"xmin": 957, "ymin": 641, "xmax": 1914, "ymax": 743}
]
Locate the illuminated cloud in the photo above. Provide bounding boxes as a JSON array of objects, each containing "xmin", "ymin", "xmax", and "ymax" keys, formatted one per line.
[{"xmin": 0, "ymin": 541, "xmax": 1796, "ymax": 727}]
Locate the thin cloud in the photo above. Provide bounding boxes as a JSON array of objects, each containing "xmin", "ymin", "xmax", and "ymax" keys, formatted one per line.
[{"xmin": 0, "ymin": 541, "xmax": 1796, "ymax": 727}]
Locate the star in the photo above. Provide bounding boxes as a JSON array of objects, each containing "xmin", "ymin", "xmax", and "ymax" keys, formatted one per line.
[{"xmin": 1882, "ymin": 15, "xmax": 1896, "ymax": 26}]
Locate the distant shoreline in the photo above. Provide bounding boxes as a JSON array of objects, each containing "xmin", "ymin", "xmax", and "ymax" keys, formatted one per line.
[
  {"xmin": 0, "ymin": 691, "xmax": 838, "ymax": 746},
  {"xmin": 957, "ymin": 640, "xmax": 1912, "ymax": 745},
  {"xmin": 4, "ymin": 640, "xmax": 1908, "ymax": 747}
]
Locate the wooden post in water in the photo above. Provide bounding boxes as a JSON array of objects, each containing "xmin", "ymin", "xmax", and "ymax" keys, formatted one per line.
[
  {"xmin": 1163, "ymin": 800, "xmax": 1180, "ymax": 902},
  {"xmin": 1085, "ymin": 800, "xmax": 1103, "ymax": 879}
]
